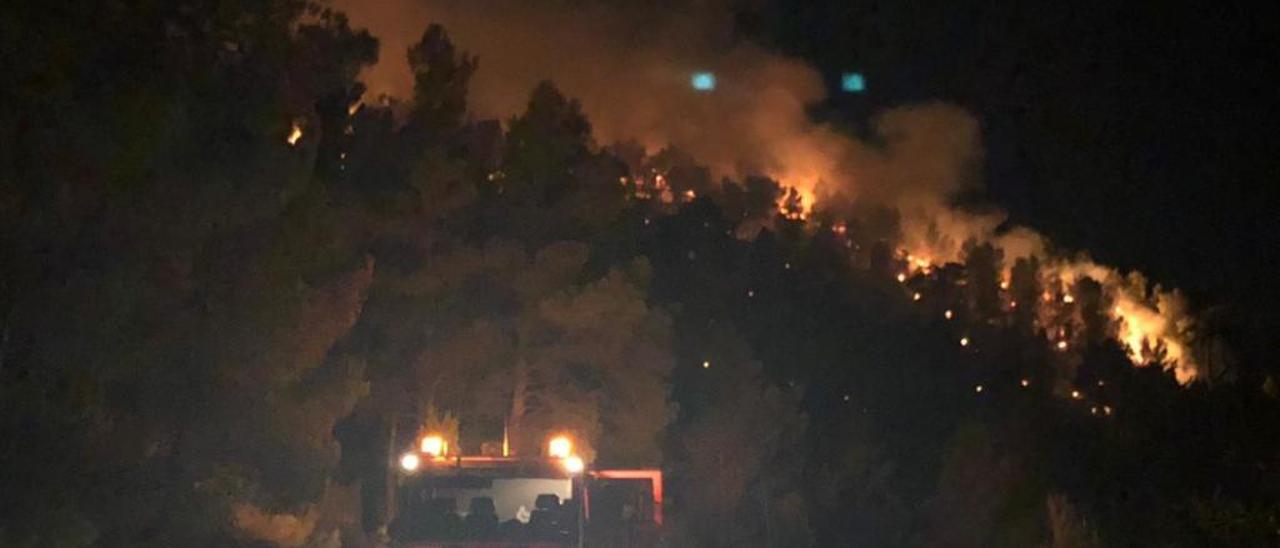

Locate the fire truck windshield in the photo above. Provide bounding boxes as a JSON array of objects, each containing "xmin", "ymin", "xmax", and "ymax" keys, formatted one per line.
[{"xmin": 391, "ymin": 461, "xmax": 581, "ymax": 545}]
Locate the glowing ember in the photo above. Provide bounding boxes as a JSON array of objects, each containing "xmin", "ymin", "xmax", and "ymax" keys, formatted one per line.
[
  {"xmin": 1056, "ymin": 340, "xmax": 1069, "ymax": 351},
  {"xmin": 1019, "ymin": 378, "xmax": 1030, "ymax": 388},
  {"xmin": 1062, "ymin": 294, "xmax": 1075, "ymax": 304},
  {"xmin": 974, "ymin": 384, "xmax": 983, "ymax": 393},
  {"xmin": 286, "ymin": 122, "xmax": 303, "ymax": 146},
  {"xmin": 1071, "ymin": 390, "xmax": 1082, "ymax": 400},
  {"xmin": 912, "ymin": 292, "xmax": 922, "ymax": 301},
  {"xmin": 944, "ymin": 310, "xmax": 953, "ymax": 320},
  {"xmin": 896, "ymin": 273, "xmax": 907, "ymax": 283},
  {"xmin": 959, "ymin": 337, "xmax": 970, "ymax": 347},
  {"xmin": 999, "ymin": 281, "xmax": 1009, "ymax": 290}
]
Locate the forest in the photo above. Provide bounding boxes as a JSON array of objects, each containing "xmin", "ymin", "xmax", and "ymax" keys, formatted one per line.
[{"xmin": 2, "ymin": 1, "xmax": 1278, "ymax": 546}]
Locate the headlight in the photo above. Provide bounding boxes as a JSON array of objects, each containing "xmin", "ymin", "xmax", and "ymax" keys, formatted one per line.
[
  {"xmin": 562, "ymin": 455, "xmax": 585, "ymax": 474},
  {"xmin": 547, "ymin": 436, "xmax": 572, "ymax": 459},
  {"xmin": 400, "ymin": 453, "xmax": 421, "ymax": 472},
  {"xmin": 420, "ymin": 435, "xmax": 444, "ymax": 457}
]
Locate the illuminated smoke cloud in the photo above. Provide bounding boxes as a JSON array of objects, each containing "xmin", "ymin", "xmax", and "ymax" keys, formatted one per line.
[
  {"xmin": 332, "ymin": 0, "xmax": 1198, "ymax": 381},
  {"xmin": 332, "ymin": 0, "xmax": 908, "ymax": 201}
]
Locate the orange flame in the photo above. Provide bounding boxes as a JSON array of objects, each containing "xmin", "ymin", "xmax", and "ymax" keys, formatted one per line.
[{"xmin": 286, "ymin": 122, "xmax": 303, "ymax": 146}]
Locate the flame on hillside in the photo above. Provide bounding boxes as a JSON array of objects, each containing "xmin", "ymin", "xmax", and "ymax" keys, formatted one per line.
[{"xmin": 335, "ymin": 0, "xmax": 1202, "ymax": 385}]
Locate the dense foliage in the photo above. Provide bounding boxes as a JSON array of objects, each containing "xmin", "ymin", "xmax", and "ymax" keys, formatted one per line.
[{"xmin": 2, "ymin": 2, "xmax": 1277, "ymax": 546}]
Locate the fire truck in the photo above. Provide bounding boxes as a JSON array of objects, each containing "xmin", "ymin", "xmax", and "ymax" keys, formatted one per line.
[{"xmin": 389, "ymin": 433, "xmax": 662, "ymax": 547}]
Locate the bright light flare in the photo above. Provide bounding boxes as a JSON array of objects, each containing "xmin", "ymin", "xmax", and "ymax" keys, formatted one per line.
[
  {"xmin": 841, "ymin": 72, "xmax": 866, "ymax": 93},
  {"xmin": 421, "ymin": 435, "xmax": 444, "ymax": 457},
  {"xmin": 400, "ymin": 453, "xmax": 420, "ymax": 472},
  {"xmin": 896, "ymin": 273, "xmax": 907, "ymax": 283},
  {"xmin": 959, "ymin": 337, "xmax": 970, "ymax": 347},
  {"xmin": 691, "ymin": 72, "xmax": 716, "ymax": 91},
  {"xmin": 562, "ymin": 455, "xmax": 585, "ymax": 474},
  {"xmin": 548, "ymin": 436, "xmax": 573, "ymax": 459}
]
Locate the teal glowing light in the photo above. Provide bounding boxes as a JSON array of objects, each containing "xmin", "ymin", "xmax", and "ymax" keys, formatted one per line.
[
  {"xmin": 841, "ymin": 72, "xmax": 866, "ymax": 93},
  {"xmin": 691, "ymin": 72, "xmax": 716, "ymax": 91}
]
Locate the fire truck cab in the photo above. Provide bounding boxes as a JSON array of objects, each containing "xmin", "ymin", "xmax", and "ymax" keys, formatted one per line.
[{"xmin": 390, "ymin": 435, "xmax": 661, "ymax": 547}]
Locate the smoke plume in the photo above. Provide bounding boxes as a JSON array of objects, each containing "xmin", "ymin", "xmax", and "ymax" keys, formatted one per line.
[
  {"xmin": 332, "ymin": 0, "xmax": 975, "ymax": 206},
  {"xmin": 330, "ymin": 0, "xmax": 1198, "ymax": 380}
]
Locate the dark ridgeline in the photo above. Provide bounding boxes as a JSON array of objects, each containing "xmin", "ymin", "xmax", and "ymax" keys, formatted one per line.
[{"xmin": 1, "ymin": 1, "xmax": 1277, "ymax": 547}]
